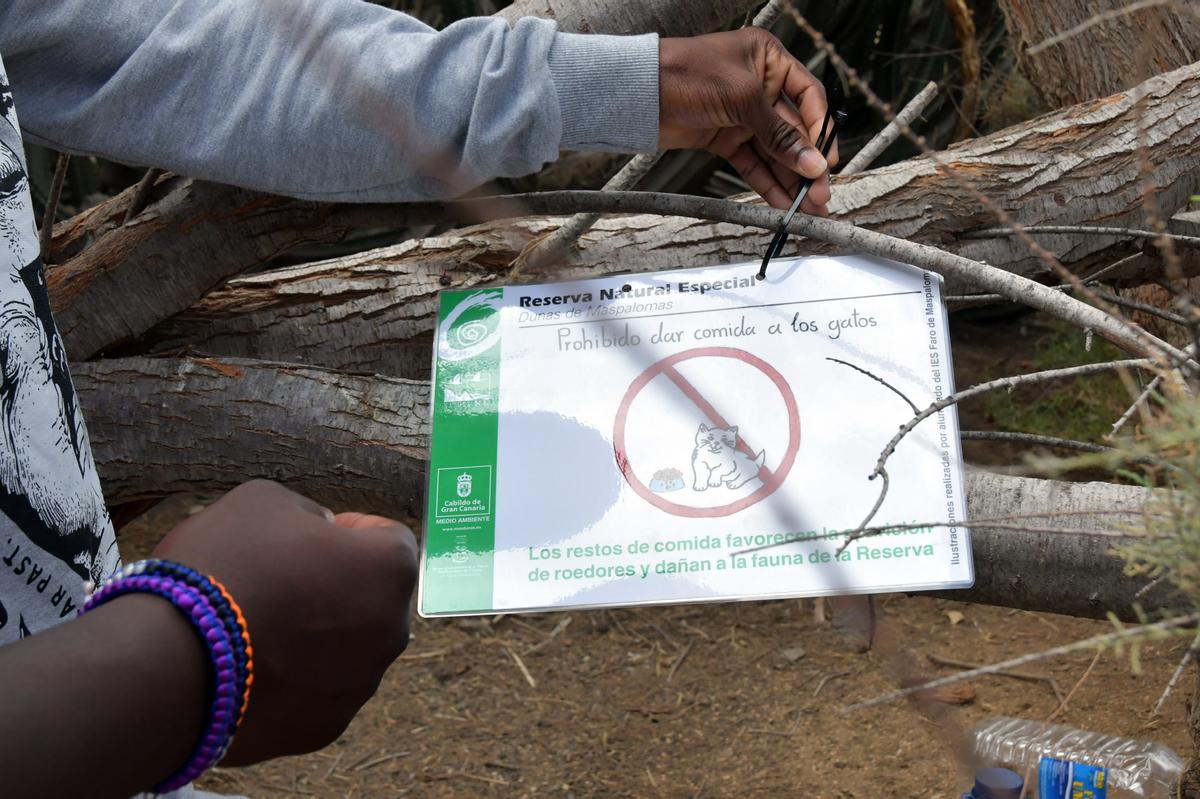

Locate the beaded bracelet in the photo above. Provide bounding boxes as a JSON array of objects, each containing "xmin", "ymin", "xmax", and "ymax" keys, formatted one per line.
[
  {"xmin": 120, "ymin": 560, "xmax": 254, "ymax": 728},
  {"xmin": 82, "ymin": 561, "xmax": 254, "ymax": 793}
]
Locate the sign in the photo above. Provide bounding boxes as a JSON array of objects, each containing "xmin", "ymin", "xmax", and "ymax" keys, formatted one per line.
[{"xmin": 419, "ymin": 256, "xmax": 973, "ymax": 617}]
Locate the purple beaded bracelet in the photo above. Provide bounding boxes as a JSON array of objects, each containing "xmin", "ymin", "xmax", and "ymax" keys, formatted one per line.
[{"xmin": 83, "ymin": 573, "xmax": 241, "ymax": 792}]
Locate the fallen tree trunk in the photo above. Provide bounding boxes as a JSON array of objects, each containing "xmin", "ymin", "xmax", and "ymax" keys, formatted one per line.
[
  {"xmin": 941, "ymin": 468, "xmax": 1185, "ymax": 618},
  {"xmin": 140, "ymin": 60, "xmax": 1200, "ymax": 377},
  {"xmin": 998, "ymin": 0, "xmax": 1200, "ymax": 108},
  {"xmin": 72, "ymin": 355, "xmax": 1185, "ymax": 622},
  {"xmin": 45, "ymin": 0, "xmax": 760, "ymax": 362}
]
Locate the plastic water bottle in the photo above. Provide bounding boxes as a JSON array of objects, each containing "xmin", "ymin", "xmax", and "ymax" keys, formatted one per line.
[{"xmin": 972, "ymin": 717, "xmax": 1186, "ymax": 798}]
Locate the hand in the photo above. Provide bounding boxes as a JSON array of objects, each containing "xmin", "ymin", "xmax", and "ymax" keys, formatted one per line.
[
  {"xmin": 658, "ymin": 28, "xmax": 838, "ymax": 214},
  {"xmin": 152, "ymin": 480, "xmax": 418, "ymax": 764}
]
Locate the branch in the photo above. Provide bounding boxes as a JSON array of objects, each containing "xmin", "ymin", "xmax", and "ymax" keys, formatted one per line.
[
  {"xmin": 960, "ymin": 430, "xmax": 1112, "ymax": 454},
  {"xmin": 39, "ymin": 153, "xmax": 69, "ymax": 264},
  {"xmin": 964, "ymin": 225, "xmax": 1200, "ymax": 249},
  {"xmin": 1154, "ymin": 628, "xmax": 1200, "ymax": 716},
  {"xmin": 334, "ymin": 191, "xmax": 1189, "ymax": 364},
  {"xmin": 1113, "ymin": 373, "xmax": 1167, "ymax": 435},
  {"xmin": 842, "ymin": 81, "xmax": 939, "ymax": 176},
  {"xmin": 837, "ymin": 359, "xmax": 1154, "ymax": 551},
  {"xmin": 122, "ymin": 168, "xmax": 165, "ymax": 225},
  {"xmin": 750, "ymin": 0, "xmax": 787, "ymax": 28},
  {"xmin": 873, "ymin": 360, "xmax": 1151, "ymax": 473}
]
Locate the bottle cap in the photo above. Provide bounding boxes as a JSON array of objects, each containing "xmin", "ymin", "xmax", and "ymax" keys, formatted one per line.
[{"xmin": 972, "ymin": 767, "xmax": 1024, "ymax": 799}]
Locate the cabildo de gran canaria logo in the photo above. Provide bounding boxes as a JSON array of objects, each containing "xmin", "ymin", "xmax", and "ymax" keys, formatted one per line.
[{"xmin": 438, "ymin": 290, "xmax": 503, "ymax": 362}]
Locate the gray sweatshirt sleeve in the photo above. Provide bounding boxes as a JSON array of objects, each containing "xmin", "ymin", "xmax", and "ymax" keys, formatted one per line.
[{"xmin": 0, "ymin": 0, "xmax": 659, "ymax": 202}]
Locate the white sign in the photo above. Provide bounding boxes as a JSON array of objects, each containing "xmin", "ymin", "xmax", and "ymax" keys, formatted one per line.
[{"xmin": 420, "ymin": 256, "xmax": 973, "ymax": 616}]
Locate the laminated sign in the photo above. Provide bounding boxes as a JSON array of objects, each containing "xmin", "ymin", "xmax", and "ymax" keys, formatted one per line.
[{"xmin": 419, "ymin": 256, "xmax": 973, "ymax": 616}]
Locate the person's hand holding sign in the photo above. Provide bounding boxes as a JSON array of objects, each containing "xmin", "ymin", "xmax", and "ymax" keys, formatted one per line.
[{"xmin": 658, "ymin": 29, "xmax": 837, "ymax": 214}]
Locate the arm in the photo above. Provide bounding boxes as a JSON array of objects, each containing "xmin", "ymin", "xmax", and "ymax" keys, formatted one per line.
[
  {"xmin": 0, "ymin": 481, "xmax": 417, "ymax": 799},
  {"xmin": 0, "ymin": 0, "xmax": 658, "ymax": 201},
  {"xmin": 0, "ymin": 594, "xmax": 207, "ymax": 799}
]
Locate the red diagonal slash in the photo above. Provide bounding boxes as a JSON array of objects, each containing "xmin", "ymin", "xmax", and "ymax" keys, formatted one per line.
[{"xmin": 660, "ymin": 365, "xmax": 776, "ymax": 483}]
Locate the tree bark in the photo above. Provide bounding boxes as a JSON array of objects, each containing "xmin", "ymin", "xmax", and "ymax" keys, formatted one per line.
[
  {"xmin": 46, "ymin": 0, "xmax": 759, "ymax": 362},
  {"xmin": 940, "ymin": 468, "xmax": 1186, "ymax": 618},
  {"xmin": 75, "ymin": 356, "xmax": 431, "ymax": 515},
  {"xmin": 998, "ymin": 0, "xmax": 1200, "ymax": 108},
  {"xmin": 141, "ymin": 62, "xmax": 1200, "ymax": 377},
  {"xmin": 73, "ymin": 355, "xmax": 1184, "ymax": 622},
  {"xmin": 47, "ymin": 180, "xmax": 364, "ymax": 360}
]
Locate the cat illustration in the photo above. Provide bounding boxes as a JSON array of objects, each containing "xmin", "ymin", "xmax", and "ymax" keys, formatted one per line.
[{"xmin": 691, "ymin": 423, "xmax": 765, "ymax": 491}]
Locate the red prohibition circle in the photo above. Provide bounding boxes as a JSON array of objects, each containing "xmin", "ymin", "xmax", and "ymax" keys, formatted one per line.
[{"xmin": 613, "ymin": 346, "xmax": 800, "ymax": 518}]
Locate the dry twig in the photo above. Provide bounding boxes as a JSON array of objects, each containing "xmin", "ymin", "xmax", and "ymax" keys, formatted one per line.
[
  {"xmin": 963, "ymin": 225, "xmax": 1200, "ymax": 249},
  {"xmin": 38, "ymin": 152, "xmax": 69, "ymax": 264},
  {"xmin": 960, "ymin": 430, "xmax": 1111, "ymax": 454},
  {"xmin": 123, "ymin": 167, "xmax": 164, "ymax": 225},
  {"xmin": 1154, "ymin": 628, "xmax": 1200, "ymax": 716},
  {"xmin": 1048, "ymin": 649, "xmax": 1103, "ymax": 721},
  {"xmin": 504, "ymin": 644, "xmax": 537, "ymax": 688},
  {"xmin": 840, "ymin": 358, "xmax": 1155, "ymax": 549},
  {"xmin": 842, "ymin": 81, "xmax": 938, "ymax": 175},
  {"xmin": 667, "ymin": 638, "xmax": 695, "ymax": 682},
  {"xmin": 927, "ymin": 652, "xmax": 1065, "ymax": 704},
  {"xmin": 355, "ymin": 191, "xmax": 1192, "ymax": 364}
]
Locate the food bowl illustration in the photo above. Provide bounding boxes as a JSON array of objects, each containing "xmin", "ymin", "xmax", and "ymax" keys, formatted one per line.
[{"xmin": 649, "ymin": 468, "xmax": 685, "ymax": 493}]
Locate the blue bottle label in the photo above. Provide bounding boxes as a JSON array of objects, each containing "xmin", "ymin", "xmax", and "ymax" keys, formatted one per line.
[{"xmin": 1038, "ymin": 756, "xmax": 1107, "ymax": 799}]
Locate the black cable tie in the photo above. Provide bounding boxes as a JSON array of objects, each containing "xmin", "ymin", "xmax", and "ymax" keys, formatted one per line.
[{"xmin": 757, "ymin": 108, "xmax": 846, "ymax": 281}]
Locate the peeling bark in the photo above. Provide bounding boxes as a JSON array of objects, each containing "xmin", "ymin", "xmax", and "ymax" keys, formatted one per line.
[
  {"xmin": 74, "ymin": 356, "xmax": 1181, "ymax": 622},
  {"xmin": 142, "ymin": 63, "xmax": 1200, "ymax": 377}
]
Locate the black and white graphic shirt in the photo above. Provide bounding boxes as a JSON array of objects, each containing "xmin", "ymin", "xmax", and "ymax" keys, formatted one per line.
[{"xmin": 0, "ymin": 53, "xmax": 119, "ymax": 646}]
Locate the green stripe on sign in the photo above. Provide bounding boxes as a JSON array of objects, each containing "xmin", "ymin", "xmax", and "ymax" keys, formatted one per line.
[{"xmin": 422, "ymin": 289, "xmax": 503, "ymax": 614}]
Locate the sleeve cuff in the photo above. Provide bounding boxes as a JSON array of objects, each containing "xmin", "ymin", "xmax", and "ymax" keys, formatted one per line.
[{"xmin": 547, "ymin": 31, "xmax": 659, "ymax": 154}]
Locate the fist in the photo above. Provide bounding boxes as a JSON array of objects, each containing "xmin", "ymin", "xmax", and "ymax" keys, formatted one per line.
[
  {"xmin": 152, "ymin": 480, "xmax": 417, "ymax": 763},
  {"xmin": 659, "ymin": 28, "xmax": 839, "ymax": 213}
]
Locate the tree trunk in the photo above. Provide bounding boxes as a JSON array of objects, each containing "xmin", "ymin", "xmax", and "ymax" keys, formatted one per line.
[
  {"xmin": 72, "ymin": 355, "xmax": 1183, "ymax": 622},
  {"xmin": 998, "ymin": 0, "xmax": 1200, "ymax": 108},
  {"xmin": 46, "ymin": 0, "xmax": 760, "ymax": 362},
  {"xmin": 75, "ymin": 356, "xmax": 431, "ymax": 515},
  {"xmin": 139, "ymin": 62, "xmax": 1200, "ymax": 378},
  {"xmin": 942, "ymin": 468, "xmax": 1185, "ymax": 619},
  {"xmin": 47, "ymin": 180, "xmax": 368, "ymax": 360}
]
